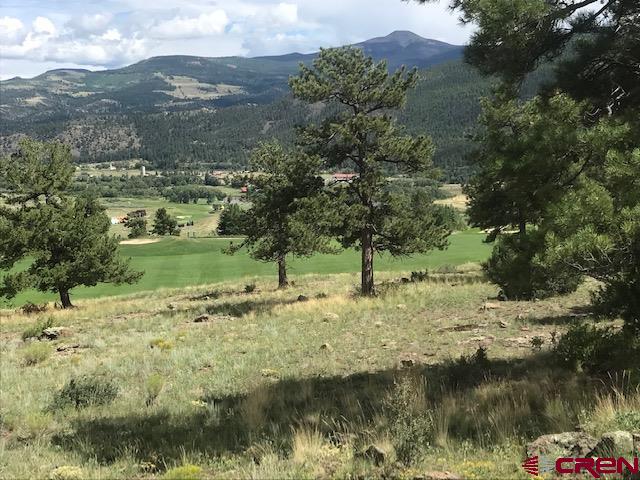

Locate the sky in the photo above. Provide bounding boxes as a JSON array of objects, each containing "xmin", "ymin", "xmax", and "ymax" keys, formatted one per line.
[{"xmin": 0, "ymin": 0, "xmax": 472, "ymax": 80}]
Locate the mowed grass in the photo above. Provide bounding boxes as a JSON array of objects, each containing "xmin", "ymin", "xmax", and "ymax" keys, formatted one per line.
[
  {"xmin": 7, "ymin": 230, "xmax": 492, "ymax": 305},
  {"xmin": 0, "ymin": 273, "xmax": 636, "ymax": 479}
]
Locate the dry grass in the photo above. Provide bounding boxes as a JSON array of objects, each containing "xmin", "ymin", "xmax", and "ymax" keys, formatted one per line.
[{"xmin": 0, "ymin": 272, "xmax": 635, "ymax": 479}]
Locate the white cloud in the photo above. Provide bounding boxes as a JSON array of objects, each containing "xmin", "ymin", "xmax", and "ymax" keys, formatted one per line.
[
  {"xmin": 272, "ymin": 3, "xmax": 298, "ymax": 25},
  {"xmin": 32, "ymin": 16, "xmax": 56, "ymax": 35},
  {"xmin": 100, "ymin": 28, "xmax": 122, "ymax": 42},
  {"xmin": 70, "ymin": 13, "xmax": 113, "ymax": 33},
  {"xmin": 150, "ymin": 10, "xmax": 229, "ymax": 39},
  {"xmin": 0, "ymin": 16, "xmax": 25, "ymax": 43}
]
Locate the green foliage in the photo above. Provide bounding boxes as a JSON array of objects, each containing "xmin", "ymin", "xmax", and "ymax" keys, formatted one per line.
[
  {"xmin": 151, "ymin": 208, "xmax": 180, "ymax": 236},
  {"xmin": 553, "ymin": 324, "xmax": 640, "ymax": 374},
  {"xmin": 217, "ymin": 204, "xmax": 246, "ymax": 236},
  {"xmin": 162, "ymin": 464, "xmax": 203, "ymax": 480},
  {"xmin": 230, "ymin": 141, "xmax": 333, "ymax": 287},
  {"xmin": 484, "ymin": 231, "xmax": 582, "ymax": 300},
  {"xmin": 145, "ymin": 374, "xmax": 166, "ymax": 406},
  {"xmin": 0, "ymin": 138, "xmax": 142, "ymax": 307},
  {"xmin": 614, "ymin": 411, "xmax": 640, "ymax": 432},
  {"xmin": 50, "ymin": 375, "xmax": 119, "ymax": 410},
  {"xmin": 22, "ymin": 317, "xmax": 55, "ymax": 341},
  {"xmin": 21, "ymin": 342, "xmax": 52, "ymax": 366},
  {"xmin": 124, "ymin": 216, "xmax": 147, "ymax": 239},
  {"xmin": 384, "ymin": 375, "xmax": 433, "ymax": 464},
  {"xmin": 291, "ymin": 47, "xmax": 451, "ymax": 294}
]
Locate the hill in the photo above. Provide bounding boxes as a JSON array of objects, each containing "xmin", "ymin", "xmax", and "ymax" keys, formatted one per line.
[
  {"xmin": 2, "ymin": 269, "xmax": 636, "ymax": 479},
  {"xmin": 0, "ymin": 31, "xmax": 489, "ymax": 181}
]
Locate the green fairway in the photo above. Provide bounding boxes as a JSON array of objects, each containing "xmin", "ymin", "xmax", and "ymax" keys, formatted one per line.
[{"xmin": 5, "ymin": 230, "xmax": 491, "ymax": 305}]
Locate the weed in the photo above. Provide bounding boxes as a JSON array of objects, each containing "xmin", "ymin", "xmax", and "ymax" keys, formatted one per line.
[
  {"xmin": 145, "ymin": 373, "xmax": 166, "ymax": 406},
  {"xmin": 150, "ymin": 338, "xmax": 174, "ymax": 351},
  {"xmin": 21, "ymin": 342, "xmax": 52, "ymax": 366},
  {"xmin": 50, "ymin": 375, "xmax": 119, "ymax": 410},
  {"xmin": 244, "ymin": 284, "xmax": 256, "ymax": 294},
  {"xmin": 162, "ymin": 464, "xmax": 203, "ymax": 480},
  {"xmin": 48, "ymin": 466, "xmax": 84, "ymax": 480}
]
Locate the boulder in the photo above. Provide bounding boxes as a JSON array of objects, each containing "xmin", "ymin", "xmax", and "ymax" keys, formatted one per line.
[
  {"xmin": 297, "ymin": 295, "xmax": 309, "ymax": 302},
  {"xmin": 526, "ymin": 432, "xmax": 598, "ymax": 459},
  {"xmin": 40, "ymin": 327, "xmax": 71, "ymax": 340},
  {"xmin": 323, "ymin": 312, "xmax": 340, "ymax": 322},
  {"xmin": 592, "ymin": 431, "xmax": 635, "ymax": 456},
  {"xmin": 194, "ymin": 314, "xmax": 210, "ymax": 323}
]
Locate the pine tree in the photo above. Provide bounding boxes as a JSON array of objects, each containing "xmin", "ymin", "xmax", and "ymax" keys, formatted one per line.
[
  {"xmin": 228, "ymin": 142, "xmax": 333, "ymax": 288},
  {"xmin": 151, "ymin": 208, "xmax": 179, "ymax": 236},
  {"xmin": 290, "ymin": 47, "xmax": 451, "ymax": 295},
  {"xmin": 0, "ymin": 138, "xmax": 142, "ymax": 308}
]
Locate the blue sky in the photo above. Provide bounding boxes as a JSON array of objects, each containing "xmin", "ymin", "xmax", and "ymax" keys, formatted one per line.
[{"xmin": 0, "ymin": 0, "xmax": 473, "ymax": 79}]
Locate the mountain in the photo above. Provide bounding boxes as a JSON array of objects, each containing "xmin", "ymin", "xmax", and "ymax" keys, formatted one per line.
[{"xmin": 0, "ymin": 31, "xmax": 491, "ymax": 181}]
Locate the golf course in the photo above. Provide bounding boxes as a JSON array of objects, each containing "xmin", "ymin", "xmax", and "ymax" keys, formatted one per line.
[{"xmin": 7, "ymin": 230, "xmax": 491, "ymax": 306}]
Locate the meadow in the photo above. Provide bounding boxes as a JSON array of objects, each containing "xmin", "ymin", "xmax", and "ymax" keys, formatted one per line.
[
  {"xmin": 7, "ymin": 229, "xmax": 492, "ymax": 306},
  {"xmin": 1, "ymin": 271, "xmax": 637, "ymax": 479}
]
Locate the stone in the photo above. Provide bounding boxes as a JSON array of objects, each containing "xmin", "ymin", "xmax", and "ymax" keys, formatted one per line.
[
  {"xmin": 361, "ymin": 445, "xmax": 386, "ymax": 465},
  {"xmin": 499, "ymin": 320, "xmax": 509, "ymax": 328},
  {"xmin": 323, "ymin": 312, "xmax": 340, "ymax": 322},
  {"xmin": 397, "ymin": 304, "xmax": 407, "ymax": 310},
  {"xmin": 167, "ymin": 303, "xmax": 177, "ymax": 310},
  {"xmin": 297, "ymin": 295, "xmax": 309, "ymax": 302},
  {"xmin": 526, "ymin": 432, "xmax": 598, "ymax": 459},
  {"xmin": 482, "ymin": 302, "xmax": 502, "ymax": 311},
  {"xmin": 400, "ymin": 358, "xmax": 415, "ymax": 368},
  {"xmin": 320, "ymin": 343, "xmax": 333, "ymax": 352},
  {"xmin": 592, "ymin": 431, "xmax": 635, "ymax": 456},
  {"xmin": 194, "ymin": 314, "xmax": 210, "ymax": 323},
  {"xmin": 40, "ymin": 327, "xmax": 71, "ymax": 340}
]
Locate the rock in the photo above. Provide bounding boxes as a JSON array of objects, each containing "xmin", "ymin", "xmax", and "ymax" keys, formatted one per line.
[
  {"xmin": 361, "ymin": 445, "xmax": 386, "ymax": 465},
  {"xmin": 400, "ymin": 358, "xmax": 415, "ymax": 368},
  {"xmin": 56, "ymin": 344, "xmax": 80, "ymax": 352},
  {"xmin": 526, "ymin": 432, "xmax": 598, "ymax": 459},
  {"xmin": 297, "ymin": 295, "xmax": 309, "ymax": 302},
  {"xmin": 323, "ymin": 312, "xmax": 340, "ymax": 322},
  {"xmin": 592, "ymin": 431, "xmax": 635, "ymax": 456},
  {"xmin": 320, "ymin": 343, "xmax": 333, "ymax": 352},
  {"xmin": 260, "ymin": 369, "xmax": 280, "ymax": 378},
  {"xmin": 397, "ymin": 304, "xmax": 407, "ymax": 310},
  {"xmin": 482, "ymin": 302, "xmax": 502, "ymax": 311},
  {"xmin": 374, "ymin": 321, "xmax": 384, "ymax": 328},
  {"xmin": 40, "ymin": 327, "xmax": 71, "ymax": 340},
  {"xmin": 167, "ymin": 303, "xmax": 177, "ymax": 310},
  {"xmin": 194, "ymin": 314, "xmax": 210, "ymax": 323},
  {"xmin": 499, "ymin": 320, "xmax": 509, "ymax": 328},
  {"xmin": 423, "ymin": 472, "xmax": 463, "ymax": 480}
]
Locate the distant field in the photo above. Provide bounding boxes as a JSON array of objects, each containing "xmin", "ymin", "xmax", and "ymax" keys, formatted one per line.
[{"xmin": 6, "ymin": 231, "xmax": 492, "ymax": 305}]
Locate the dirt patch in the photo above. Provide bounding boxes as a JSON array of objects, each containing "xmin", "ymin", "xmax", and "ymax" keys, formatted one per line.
[{"xmin": 119, "ymin": 239, "xmax": 160, "ymax": 245}]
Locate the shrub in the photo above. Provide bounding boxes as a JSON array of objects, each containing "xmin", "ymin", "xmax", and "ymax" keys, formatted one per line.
[
  {"xmin": 614, "ymin": 410, "xmax": 640, "ymax": 431},
  {"xmin": 150, "ymin": 338, "xmax": 174, "ymax": 351},
  {"xmin": 145, "ymin": 373, "xmax": 166, "ymax": 406},
  {"xmin": 410, "ymin": 270, "xmax": 429, "ymax": 283},
  {"xmin": 50, "ymin": 375, "xmax": 118, "ymax": 410},
  {"xmin": 21, "ymin": 317, "xmax": 55, "ymax": 341},
  {"xmin": 162, "ymin": 464, "xmax": 203, "ymax": 480},
  {"xmin": 21, "ymin": 302, "xmax": 47, "ymax": 315},
  {"xmin": 48, "ymin": 466, "xmax": 85, "ymax": 480},
  {"xmin": 484, "ymin": 231, "xmax": 582, "ymax": 300},
  {"xmin": 553, "ymin": 323, "xmax": 640, "ymax": 374},
  {"xmin": 383, "ymin": 375, "xmax": 433, "ymax": 464},
  {"xmin": 21, "ymin": 342, "xmax": 52, "ymax": 366},
  {"xmin": 244, "ymin": 283, "xmax": 256, "ymax": 294}
]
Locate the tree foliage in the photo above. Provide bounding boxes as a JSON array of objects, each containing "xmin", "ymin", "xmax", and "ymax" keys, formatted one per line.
[
  {"xmin": 216, "ymin": 204, "xmax": 247, "ymax": 236},
  {"xmin": 0, "ymin": 138, "xmax": 142, "ymax": 307},
  {"xmin": 291, "ymin": 47, "xmax": 451, "ymax": 295},
  {"xmin": 416, "ymin": 0, "xmax": 640, "ymax": 328},
  {"xmin": 151, "ymin": 208, "xmax": 180, "ymax": 236},
  {"xmin": 228, "ymin": 142, "xmax": 333, "ymax": 288}
]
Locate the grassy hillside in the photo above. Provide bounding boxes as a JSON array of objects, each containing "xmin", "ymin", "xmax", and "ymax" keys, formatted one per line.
[
  {"xmin": 7, "ymin": 230, "xmax": 492, "ymax": 306},
  {"xmin": 1, "ymin": 272, "xmax": 636, "ymax": 479}
]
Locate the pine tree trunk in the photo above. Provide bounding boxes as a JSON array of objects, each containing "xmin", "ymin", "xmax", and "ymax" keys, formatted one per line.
[
  {"xmin": 277, "ymin": 256, "xmax": 289, "ymax": 289},
  {"xmin": 59, "ymin": 289, "xmax": 73, "ymax": 309},
  {"xmin": 519, "ymin": 220, "xmax": 527, "ymax": 235},
  {"xmin": 361, "ymin": 228, "xmax": 375, "ymax": 296}
]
